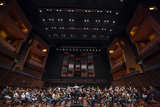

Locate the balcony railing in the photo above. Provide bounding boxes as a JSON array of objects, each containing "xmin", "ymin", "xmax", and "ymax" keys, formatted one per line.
[
  {"xmin": 28, "ymin": 59, "xmax": 44, "ymax": 69},
  {"xmin": 0, "ymin": 37, "xmax": 16, "ymax": 53},
  {"xmin": 110, "ymin": 57, "xmax": 125, "ymax": 69}
]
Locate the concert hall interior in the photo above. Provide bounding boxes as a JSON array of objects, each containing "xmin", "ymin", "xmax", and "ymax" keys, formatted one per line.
[{"xmin": 0, "ymin": 0, "xmax": 160, "ymax": 106}]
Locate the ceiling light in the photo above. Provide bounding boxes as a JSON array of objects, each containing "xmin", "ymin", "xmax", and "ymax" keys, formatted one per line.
[
  {"xmin": 83, "ymin": 34, "xmax": 88, "ymax": 38},
  {"xmin": 48, "ymin": 34, "xmax": 51, "ymax": 38},
  {"xmin": 92, "ymin": 35, "xmax": 96, "ymax": 38},
  {"xmin": 95, "ymin": 28, "xmax": 99, "ymax": 31},
  {"xmin": 95, "ymin": 19, "xmax": 100, "ymax": 23},
  {"xmin": 53, "ymin": 27, "xmax": 57, "ymax": 29},
  {"xmin": 42, "ymin": 49, "xmax": 47, "ymax": 53},
  {"xmin": 70, "ymin": 34, "xmax": 73, "ymax": 38},
  {"xmin": 58, "ymin": 18, "xmax": 63, "ymax": 22},
  {"xmin": 109, "ymin": 29, "xmax": 112, "ymax": 32},
  {"xmin": 149, "ymin": 6, "xmax": 158, "ymax": 11},
  {"xmin": 45, "ymin": 27, "xmax": 49, "ymax": 30},
  {"xmin": 113, "ymin": 20, "xmax": 116, "ymax": 24},
  {"xmin": 53, "ymin": 33, "xmax": 58, "ymax": 37},
  {"xmin": 100, "ymin": 35, "xmax": 104, "ymax": 38},
  {"xmin": 61, "ymin": 34, "xmax": 66, "ymax": 38},
  {"xmin": 120, "ymin": 0, "xmax": 124, "ymax": 2},
  {"xmin": 83, "ymin": 27, "xmax": 88, "ymax": 30},
  {"xmin": 115, "ymin": 12, "xmax": 119, "ymax": 15},
  {"xmin": 84, "ymin": 19, "xmax": 89, "ymax": 23},
  {"xmin": 42, "ymin": 19, "xmax": 46, "ymax": 22},
  {"xmin": 39, "ymin": 9, "xmax": 42, "ymax": 13},
  {"xmin": 106, "ymin": 10, "xmax": 109, "ymax": 13}
]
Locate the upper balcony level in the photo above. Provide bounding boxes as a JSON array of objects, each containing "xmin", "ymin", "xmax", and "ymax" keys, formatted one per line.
[
  {"xmin": 25, "ymin": 37, "xmax": 49, "ymax": 71},
  {"xmin": 127, "ymin": 4, "xmax": 160, "ymax": 58},
  {"xmin": 0, "ymin": 0, "xmax": 31, "ymax": 67},
  {"xmin": 108, "ymin": 40, "xmax": 126, "ymax": 72}
]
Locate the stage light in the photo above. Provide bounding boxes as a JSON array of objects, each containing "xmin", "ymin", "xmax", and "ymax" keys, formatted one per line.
[
  {"xmin": 113, "ymin": 20, "xmax": 116, "ymax": 24},
  {"xmin": 109, "ymin": 50, "xmax": 114, "ymax": 54},
  {"xmin": 42, "ymin": 49, "xmax": 47, "ymax": 53},
  {"xmin": 149, "ymin": 6, "xmax": 157, "ymax": 11},
  {"xmin": 109, "ymin": 29, "xmax": 112, "ymax": 32}
]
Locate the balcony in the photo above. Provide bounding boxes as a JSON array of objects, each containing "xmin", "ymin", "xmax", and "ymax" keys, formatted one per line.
[
  {"xmin": 25, "ymin": 45, "xmax": 48, "ymax": 71},
  {"xmin": 111, "ymin": 60, "xmax": 125, "ymax": 73},
  {"xmin": 0, "ymin": 37, "xmax": 16, "ymax": 57},
  {"xmin": 137, "ymin": 35, "xmax": 160, "ymax": 56}
]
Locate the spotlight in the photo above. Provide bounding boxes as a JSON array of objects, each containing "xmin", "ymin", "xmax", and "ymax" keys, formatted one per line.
[{"xmin": 113, "ymin": 20, "xmax": 116, "ymax": 24}]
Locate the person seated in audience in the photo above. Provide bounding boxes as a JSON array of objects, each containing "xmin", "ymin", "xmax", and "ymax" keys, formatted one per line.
[{"xmin": 0, "ymin": 85, "xmax": 160, "ymax": 107}]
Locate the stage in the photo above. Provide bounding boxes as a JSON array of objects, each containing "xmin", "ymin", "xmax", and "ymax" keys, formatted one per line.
[{"xmin": 43, "ymin": 47, "xmax": 112, "ymax": 86}]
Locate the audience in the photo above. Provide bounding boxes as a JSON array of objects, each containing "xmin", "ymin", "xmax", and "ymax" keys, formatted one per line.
[{"xmin": 0, "ymin": 85, "xmax": 160, "ymax": 107}]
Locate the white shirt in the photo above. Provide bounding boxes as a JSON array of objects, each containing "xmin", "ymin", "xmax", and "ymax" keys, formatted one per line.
[
  {"xmin": 52, "ymin": 93, "xmax": 56, "ymax": 100},
  {"xmin": 21, "ymin": 93, "xmax": 25, "ymax": 99}
]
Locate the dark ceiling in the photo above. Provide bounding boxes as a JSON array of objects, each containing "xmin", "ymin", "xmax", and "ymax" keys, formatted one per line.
[{"xmin": 18, "ymin": 0, "xmax": 157, "ymax": 47}]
